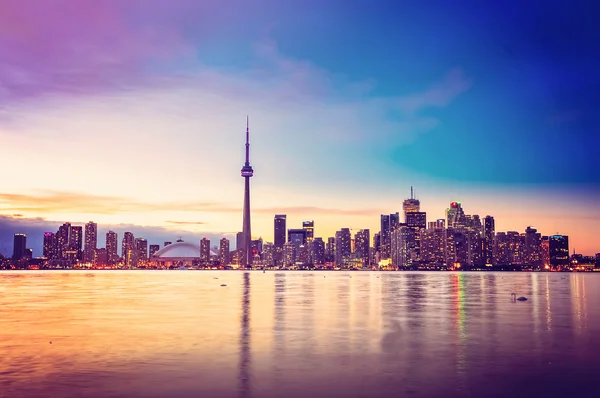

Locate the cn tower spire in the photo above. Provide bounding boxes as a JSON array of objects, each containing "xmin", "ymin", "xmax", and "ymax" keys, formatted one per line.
[{"xmin": 241, "ymin": 116, "xmax": 254, "ymax": 268}]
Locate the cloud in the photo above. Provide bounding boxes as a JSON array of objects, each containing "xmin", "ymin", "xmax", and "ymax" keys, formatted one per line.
[{"xmin": 166, "ymin": 220, "xmax": 208, "ymax": 225}]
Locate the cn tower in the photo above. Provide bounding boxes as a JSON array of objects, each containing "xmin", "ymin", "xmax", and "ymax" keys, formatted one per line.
[{"xmin": 240, "ymin": 116, "xmax": 254, "ymax": 267}]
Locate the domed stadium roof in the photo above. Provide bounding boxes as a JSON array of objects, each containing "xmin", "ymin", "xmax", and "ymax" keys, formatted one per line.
[{"xmin": 152, "ymin": 241, "xmax": 217, "ymax": 258}]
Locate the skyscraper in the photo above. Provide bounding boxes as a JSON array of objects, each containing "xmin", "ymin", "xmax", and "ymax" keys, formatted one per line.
[
  {"xmin": 524, "ymin": 226, "xmax": 542, "ymax": 267},
  {"xmin": 12, "ymin": 233, "xmax": 26, "ymax": 260},
  {"xmin": 43, "ymin": 232, "xmax": 55, "ymax": 259},
  {"xmin": 302, "ymin": 221, "xmax": 315, "ymax": 242},
  {"xmin": 122, "ymin": 232, "xmax": 134, "ymax": 259},
  {"xmin": 56, "ymin": 222, "xmax": 71, "ymax": 260},
  {"xmin": 240, "ymin": 117, "xmax": 254, "ymax": 267},
  {"xmin": 219, "ymin": 238, "xmax": 230, "ymax": 265},
  {"xmin": 200, "ymin": 238, "xmax": 211, "ymax": 263},
  {"xmin": 326, "ymin": 237, "xmax": 335, "ymax": 263},
  {"xmin": 106, "ymin": 231, "xmax": 118, "ymax": 264},
  {"xmin": 402, "ymin": 186, "xmax": 420, "ymax": 221},
  {"xmin": 84, "ymin": 221, "xmax": 97, "ymax": 263},
  {"xmin": 354, "ymin": 229, "xmax": 370, "ymax": 264},
  {"xmin": 274, "ymin": 215, "xmax": 287, "ymax": 248},
  {"xmin": 70, "ymin": 226, "xmax": 83, "ymax": 260},
  {"xmin": 483, "ymin": 216, "xmax": 495, "ymax": 265},
  {"xmin": 446, "ymin": 202, "xmax": 465, "ymax": 229},
  {"xmin": 135, "ymin": 238, "xmax": 148, "ymax": 262},
  {"xmin": 550, "ymin": 235, "xmax": 569, "ymax": 268},
  {"xmin": 380, "ymin": 214, "xmax": 390, "ymax": 258},
  {"xmin": 335, "ymin": 228, "xmax": 351, "ymax": 267},
  {"xmin": 311, "ymin": 237, "xmax": 325, "ymax": 265}
]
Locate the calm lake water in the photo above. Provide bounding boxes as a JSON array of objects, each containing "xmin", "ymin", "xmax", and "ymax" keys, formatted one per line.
[{"xmin": 1, "ymin": 271, "xmax": 599, "ymax": 398}]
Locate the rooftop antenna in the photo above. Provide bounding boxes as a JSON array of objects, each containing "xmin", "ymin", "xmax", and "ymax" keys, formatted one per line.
[{"xmin": 411, "ymin": 186, "xmax": 413, "ymax": 200}]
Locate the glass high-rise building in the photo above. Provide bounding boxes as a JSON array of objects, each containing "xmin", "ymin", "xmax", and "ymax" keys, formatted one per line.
[
  {"xmin": 12, "ymin": 233, "xmax": 27, "ymax": 260},
  {"xmin": 135, "ymin": 238, "xmax": 148, "ymax": 262},
  {"xmin": 403, "ymin": 187, "xmax": 420, "ymax": 221},
  {"xmin": 43, "ymin": 232, "xmax": 55, "ymax": 259},
  {"xmin": 70, "ymin": 226, "xmax": 83, "ymax": 261},
  {"xmin": 56, "ymin": 222, "xmax": 71, "ymax": 260},
  {"xmin": 122, "ymin": 232, "xmax": 134, "ymax": 259},
  {"xmin": 335, "ymin": 228, "xmax": 351, "ymax": 267},
  {"xmin": 288, "ymin": 229, "xmax": 307, "ymax": 247},
  {"xmin": 106, "ymin": 231, "xmax": 118, "ymax": 264},
  {"xmin": 274, "ymin": 215, "xmax": 287, "ymax": 248},
  {"xmin": 302, "ymin": 221, "xmax": 315, "ymax": 242},
  {"xmin": 84, "ymin": 221, "xmax": 97, "ymax": 263},
  {"xmin": 149, "ymin": 244, "xmax": 160, "ymax": 257},
  {"xmin": 550, "ymin": 235, "xmax": 569, "ymax": 268},
  {"xmin": 219, "ymin": 238, "xmax": 230, "ymax": 265},
  {"xmin": 483, "ymin": 216, "xmax": 495, "ymax": 265},
  {"xmin": 200, "ymin": 238, "xmax": 211, "ymax": 263}
]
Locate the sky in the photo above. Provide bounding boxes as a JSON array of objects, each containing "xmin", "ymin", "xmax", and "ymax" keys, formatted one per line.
[{"xmin": 0, "ymin": 0, "xmax": 599, "ymax": 256}]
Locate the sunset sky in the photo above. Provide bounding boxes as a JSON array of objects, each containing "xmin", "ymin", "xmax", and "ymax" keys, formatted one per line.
[{"xmin": 1, "ymin": 0, "xmax": 598, "ymax": 256}]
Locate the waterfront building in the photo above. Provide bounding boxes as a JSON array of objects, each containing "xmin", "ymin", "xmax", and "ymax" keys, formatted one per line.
[
  {"xmin": 135, "ymin": 238, "xmax": 148, "ymax": 262},
  {"xmin": 43, "ymin": 232, "xmax": 55, "ymax": 259},
  {"xmin": 288, "ymin": 229, "xmax": 307, "ymax": 247},
  {"xmin": 12, "ymin": 233, "xmax": 27, "ymax": 260},
  {"xmin": 70, "ymin": 226, "xmax": 83, "ymax": 260},
  {"xmin": 84, "ymin": 221, "xmax": 97, "ymax": 263},
  {"xmin": 149, "ymin": 244, "xmax": 160, "ymax": 257},
  {"xmin": 335, "ymin": 228, "xmax": 351, "ymax": 267},
  {"xmin": 483, "ymin": 216, "xmax": 494, "ymax": 265},
  {"xmin": 122, "ymin": 232, "xmax": 134, "ymax": 260},
  {"xmin": 219, "ymin": 238, "xmax": 230, "ymax": 265},
  {"xmin": 550, "ymin": 235, "xmax": 569, "ymax": 268},
  {"xmin": 106, "ymin": 231, "xmax": 118, "ymax": 265},
  {"xmin": 402, "ymin": 186, "xmax": 420, "ymax": 221},
  {"xmin": 302, "ymin": 221, "xmax": 314, "ymax": 242}
]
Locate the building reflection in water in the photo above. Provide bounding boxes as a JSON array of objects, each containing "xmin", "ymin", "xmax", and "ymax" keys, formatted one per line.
[
  {"xmin": 272, "ymin": 273, "xmax": 286, "ymax": 382},
  {"xmin": 239, "ymin": 272, "xmax": 252, "ymax": 398}
]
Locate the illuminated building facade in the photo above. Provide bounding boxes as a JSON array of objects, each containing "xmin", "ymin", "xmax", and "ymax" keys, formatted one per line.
[
  {"xmin": 354, "ymin": 229, "xmax": 370, "ymax": 264},
  {"xmin": 524, "ymin": 226, "xmax": 542, "ymax": 267},
  {"xmin": 302, "ymin": 221, "xmax": 314, "ymax": 242},
  {"xmin": 541, "ymin": 236, "xmax": 550, "ymax": 268},
  {"xmin": 402, "ymin": 186, "xmax": 420, "ymax": 221},
  {"xmin": 219, "ymin": 238, "xmax": 230, "ymax": 265},
  {"xmin": 43, "ymin": 232, "xmax": 55, "ymax": 259},
  {"xmin": 311, "ymin": 237, "xmax": 325, "ymax": 265},
  {"xmin": 406, "ymin": 211, "xmax": 426, "ymax": 261},
  {"xmin": 274, "ymin": 215, "xmax": 287, "ymax": 247},
  {"xmin": 12, "ymin": 233, "xmax": 27, "ymax": 260},
  {"xmin": 428, "ymin": 219, "xmax": 445, "ymax": 230},
  {"xmin": 483, "ymin": 216, "xmax": 494, "ymax": 265},
  {"xmin": 420, "ymin": 228, "xmax": 446, "ymax": 266},
  {"xmin": 200, "ymin": 238, "xmax": 211, "ymax": 263},
  {"xmin": 56, "ymin": 223, "xmax": 71, "ymax": 260},
  {"xmin": 135, "ymin": 238, "xmax": 148, "ymax": 262},
  {"xmin": 94, "ymin": 248, "xmax": 108, "ymax": 265},
  {"xmin": 122, "ymin": 232, "xmax": 134, "ymax": 260},
  {"xmin": 550, "ymin": 235, "xmax": 569, "ymax": 268},
  {"xmin": 288, "ymin": 229, "xmax": 307, "ymax": 247},
  {"xmin": 446, "ymin": 202, "xmax": 465, "ymax": 229},
  {"xmin": 262, "ymin": 242, "xmax": 274, "ymax": 266},
  {"xmin": 84, "ymin": 221, "xmax": 97, "ymax": 263},
  {"xmin": 283, "ymin": 242, "xmax": 296, "ymax": 267},
  {"xmin": 106, "ymin": 231, "xmax": 118, "ymax": 265},
  {"xmin": 335, "ymin": 228, "xmax": 351, "ymax": 267}
]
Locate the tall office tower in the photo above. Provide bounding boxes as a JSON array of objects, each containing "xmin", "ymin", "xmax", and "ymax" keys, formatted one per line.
[
  {"xmin": 467, "ymin": 233, "xmax": 483, "ymax": 267},
  {"xmin": 493, "ymin": 232, "xmax": 509, "ymax": 265},
  {"xmin": 283, "ymin": 242, "xmax": 296, "ymax": 267},
  {"xmin": 287, "ymin": 229, "xmax": 307, "ymax": 247},
  {"xmin": 541, "ymin": 236, "xmax": 550, "ymax": 268},
  {"xmin": 390, "ymin": 212, "xmax": 400, "ymax": 231},
  {"xmin": 402, "ymin": 186, "xmax": 420, "ymax": 221},
  {"xmin": 446, "ymin": 202, "xmax": 465, "ymax": 229},
  {"xmin": 335, "ymin": 228, "xmax": 352, "ymax": 267},
  {"xmin": 219, "ymin": 238, "xmax": 230, "ymax": 265},
  {"xmin": 406, "ymin": 212, "xmax": 426, "ymax": 262},
  {"xmin": 43, "ymin": 232, "xmax": 55, "ymax": 259},
  {"xmin": 354, "ymin": 229, "xmax": 370, "ymax": 263},
  {"xmin": 164, "ymin": 241, "xmax": 172, "ymax": 247},
  {"xmin": 125, "ymin": 247, "xmax": 138, "ymax": 268},
  {"xmin": 420, "ymin": 228, "xmax": 446, "ymax": 267},
  {"xmin": 274, "ymin": 215, "xmax": 287, "ymax": 248},
  {"xmin": 302, "ymin": 221, "xmax": 315, "ymax": 242},
  {"xmin": 524, "ymin": 226, "xmax": 542, "ymax": 267},
  {"xmin": 297, "ymin": 244, "xmax": 309, "ymax": 265},
  {"xmin": 135, "ymin": 238, "xmax": 148, "ymax": 262},
  {"xmin": 12, "ymin": 233, "xmax": 27, "ymax": 260},
  {"xmin": 106, "ymin": 231, "xmax": 118, "ymax": 264},
  {"xmin": 149, "ymin": 244, "xmax": 160, "ymax": 257},
  {"xmin": 200, "ymin": 238, "xmax": 211, "ymax": 263},
  {"xmin": 483, "ymin": 216, "xmax": 495, "ymax": 265},
  {"xmin": 84, "ymin": 221, "xmax": 97, "ymax": 263},
  {"xmin": 326, "ymin": 237, "xmax": 335, "ymax": 263},
  {"xmin": 240, "ymin": 117, "xmax": 254, "ymax": 267},
  {"xmin": 312, "ymin": 237, "xmax": 325, "ymax": 265},
  {"xmin": 463, "ymin": 215, "xmax": 482, "ymax": 234},
  {"xmin": 56, "ymin": 222, "xmax": 71, "ymax": 260},
  {"xmin": 506, "ymin": 231, "xmax": 523, "ymax": 264},
  {"xmin": 236, "ymin": 232, "xmax": 244, "ymax": 251},
  {"xmin": 373, "ymin": 233, "xmax": 381, "ymax": 254},
  {"xmin": 380, "ymin": 214, "xmax": 391, "ymax": 258},
  {"xmin": 391, "ymin": 225, "xmax": 416, "ymax": 268},
  {"xmin": 122, "ymin": 232, "xmax": 134, "ymax": 259},
  {"xmin": 70, "ymin": 226, "xmax": 83, "ymax": 260},
  {"xmin": 549, "ymin": 235, "xmax": 569, "ymax": 268},
  {"xmin": 453, "ymin": 231, "xmax": 469, "ymax": 265}
]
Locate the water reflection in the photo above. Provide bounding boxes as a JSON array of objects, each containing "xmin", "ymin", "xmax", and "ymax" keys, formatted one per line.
[
  {"xmin": 239, "ymin": 272, "xmax": 252, "ymax": 398},
  {"xmin": 0, "ymin": 271, "xmax": 599, "ymax": 398}
]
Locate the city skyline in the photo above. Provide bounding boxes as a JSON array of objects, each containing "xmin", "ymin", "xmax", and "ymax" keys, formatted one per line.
[{"xmin": 1, "ymin": 1, "xmax": 599, "ymax": 255}]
